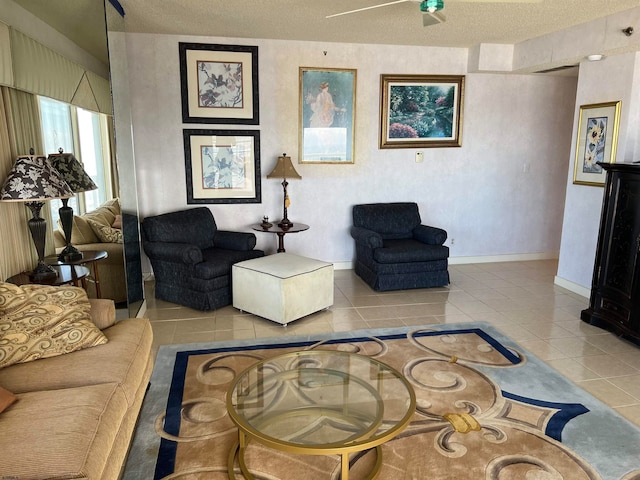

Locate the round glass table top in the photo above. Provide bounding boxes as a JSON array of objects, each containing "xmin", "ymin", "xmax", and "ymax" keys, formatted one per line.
[{"xmin": 227, "ymin": 350, "xmax": 416, "ymax": 453}]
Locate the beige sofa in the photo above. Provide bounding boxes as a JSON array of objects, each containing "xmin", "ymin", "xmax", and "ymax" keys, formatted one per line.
[
  {"xmin": 53, "ymin": 198, "xmax": 127, "ymax": 303},
  {"xmin": 0, "ymin": 290, "xmax": 154, "ymax": 479}
]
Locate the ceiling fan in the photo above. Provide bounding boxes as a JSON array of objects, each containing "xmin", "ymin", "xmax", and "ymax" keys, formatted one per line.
[{"xmin": 327, "ymin": 0, "xmax": 543, "ymax": 28}]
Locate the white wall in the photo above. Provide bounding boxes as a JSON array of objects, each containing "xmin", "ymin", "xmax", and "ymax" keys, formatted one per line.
[
  {"xmin": 126, "ymin": 33, "xmax": 577, "ymax": 272},
  {"xmin": 557, "ymin": 52, "xmax": 640, "ymax": 292}
]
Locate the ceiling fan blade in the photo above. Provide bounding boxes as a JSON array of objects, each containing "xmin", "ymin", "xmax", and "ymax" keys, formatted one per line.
[{"xmin": 326, "ymin": 0, "xmax": 414, "ymax": 18}]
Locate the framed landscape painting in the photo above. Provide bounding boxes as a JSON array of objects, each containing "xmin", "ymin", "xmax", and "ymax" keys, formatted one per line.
[
  {"xmin": 299, "ymin": 67, "xmax": 356, "ymax": 164},
  {"xmin": 379, "ymin": 74, "xmax": 464, "ymax": 149},
  {"xmin": 183, "ymin": 129, "xmax": 261, "ymax": 204},
  {"xmin": 573, "ymin": 101, "xmax": 621, "ymax": 186},
  {"xmin": 179, "ymin": 42, "xmax": 259, "ymax": 125}
]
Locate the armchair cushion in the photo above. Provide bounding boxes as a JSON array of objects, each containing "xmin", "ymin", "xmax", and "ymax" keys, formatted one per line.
[{"xmin": 374, "ymin": 239, "xmax": 449, "ymax": 263}]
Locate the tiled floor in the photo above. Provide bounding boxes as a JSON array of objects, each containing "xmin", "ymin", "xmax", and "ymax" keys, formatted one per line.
[{"xmin": 143, "ymin": 260, "xmax": 640, "ymax": 427}]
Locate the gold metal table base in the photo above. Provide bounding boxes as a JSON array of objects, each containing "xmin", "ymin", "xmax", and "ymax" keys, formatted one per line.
[{"xmin": 227, "ymin": 435, "xmax": 384, "ymax": 480}]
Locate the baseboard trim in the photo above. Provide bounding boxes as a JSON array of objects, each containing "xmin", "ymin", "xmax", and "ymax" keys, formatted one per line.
[
  {"xmin": 449, "ymin": 252, "xmax": 559, "ymax": 265},
  {"xmin": 136, "ymin": 300, "xmax": 148, "ymax": 318},
  {"xmin": 553, "ymin": 276, "xmax": 590, "ymax": 299}
]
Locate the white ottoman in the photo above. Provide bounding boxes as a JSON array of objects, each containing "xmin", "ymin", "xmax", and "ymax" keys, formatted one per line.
[{"xmin": 232, "ymin": 253, "xmax": 334, "ymax": 325}]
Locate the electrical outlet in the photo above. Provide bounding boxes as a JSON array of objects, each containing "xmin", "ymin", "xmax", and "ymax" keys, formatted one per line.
[
  {"xmin": 415, "ymin": 152, "xmax": 424, "ymax": 163},
  {"xmin": 451, "ymin": 238, "xmax": 455, "ymax": 245}
]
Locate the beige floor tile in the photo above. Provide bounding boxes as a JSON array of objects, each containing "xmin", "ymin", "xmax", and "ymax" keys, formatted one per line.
[
  {"xmin": 544, "ymin": 358, "xmax": 601, "ymax": 382},
  {"xmin": 575, "ymin": 354, "xmax": 638, "ymax": 378},
  {"xmin": 142, "ymin": 261, "xmax": 640, "ymax": 415},
  {"xmin": 214, "ymin": 329, "xmax": 256, "ymax": 341},
  {"xmin": 614, "ymin": 404, "xmax": 640, "ymax": 427},
  {"xmin": 173, "ymin": 331, "xmax": 217, "ymax": 344},
  {"xmin": 607, "ymin": 374, "xmax": 640, "ymax": 400},
  {"xmin": 576, "ymin": 379, "xmax": 638, "ymax": 407},
  {"xmin": 517, "ymin": 339, "xmax": 567, "ymax": 361},
  {"xmin": 547, "ymin": 337, "xmax": 606, "ymax": 357}
]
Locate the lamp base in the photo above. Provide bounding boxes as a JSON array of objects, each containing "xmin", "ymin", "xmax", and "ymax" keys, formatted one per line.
[
  {"xmin": 29, "ymin": 261, "xmax": 58, "ymax": 283},
  {"xmin": 277, "ymin": 219, "xmax": 293, "ymax": 229},
  {"xmin": 58, "ymin": 245, "xmax": 83, "ymax": 262}
]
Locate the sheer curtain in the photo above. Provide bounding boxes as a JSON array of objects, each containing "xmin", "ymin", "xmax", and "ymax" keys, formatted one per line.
[{"xmin": 0, "ymin": 86, "xmax": 36, "ymax": 280}]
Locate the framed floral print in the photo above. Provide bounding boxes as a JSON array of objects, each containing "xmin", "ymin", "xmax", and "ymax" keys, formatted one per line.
[
  {"xmin": 380, "ymin": 74, "xmax": 464, "ymax": 149},
  {"xmin": 183, "ymin": 129, "xmax": 261, "ymax": 204},
  {"xmin": 179, "ymin": 42, "xmax": 259, "ymax": 125},
  {"xmin": 573, "ymin": 101, "xmax": 621, "ymax": 186}
]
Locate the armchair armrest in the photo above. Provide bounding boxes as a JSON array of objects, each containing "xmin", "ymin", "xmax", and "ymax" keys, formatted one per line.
[
  {"xmin": 350, "ymin": 226, "xmax": 383, "ymax": 249},
  {"xmin": 214, "ymin": 230, "xmax": 257, "ymax": 251},
  {"xmin": 89, "ymin": 299, "xmax": 116, "ymax": 329},
  {"xmin": 143, "ymin": 241, "xmax": 203, "ymax": 265},
  {"xmin": 413, "ymin": 225, "xmax": 447, "ymax": 245}
]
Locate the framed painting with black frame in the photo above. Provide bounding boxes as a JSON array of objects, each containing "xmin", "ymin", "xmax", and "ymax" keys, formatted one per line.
[
  {"xmin": 179, "ymin": 42, "xmax": 259, "ymax": 125},
  {"xmin": 183, "ymin": 129, "xmax": 261, "ymax": 204},
  {"xmin": 299, "ymin": 67, "xmax": 356, "ymax": 164},
  {"xmin": 379, "ymin": 74, "xmax": 464, "ymax": 149},
  {"xmin": 573, "ymin": 101, "xmax": 621, "ymax": 187}
]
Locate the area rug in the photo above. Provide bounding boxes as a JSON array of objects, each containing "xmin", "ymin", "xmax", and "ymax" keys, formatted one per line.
[{"xmin": 123, "ymin": 322, "xmax": 640, "ymax": 479}]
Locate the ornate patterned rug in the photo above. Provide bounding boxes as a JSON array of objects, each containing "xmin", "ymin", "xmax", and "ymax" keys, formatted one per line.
[{"xmin": 124, "ymin": 323, "xmax": 640, "ymax": 479}]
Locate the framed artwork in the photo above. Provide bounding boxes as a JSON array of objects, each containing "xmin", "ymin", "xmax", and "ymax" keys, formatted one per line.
[
  {"xmin": 573, "ymin": 101, "xmax": 621, "ymax": 186},
  {"xmin": 379, "ymin": 74, "xmax": 464, "ymax": 149},
  {"xmin": 183, "ymin": 129, "xmax": 261, "ymax": 204},
  {"xmin": 179, "ymin": 42, "xmax": 259, "ymax": 125},
  {"xmin": 299, "ymin": 67, "xmax": 356, "ymax": 164}
]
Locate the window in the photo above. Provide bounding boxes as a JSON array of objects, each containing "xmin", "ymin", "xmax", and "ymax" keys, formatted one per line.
[{"xmin": 39, "ymin": 97, "xmax": 112, "ymax": 225}]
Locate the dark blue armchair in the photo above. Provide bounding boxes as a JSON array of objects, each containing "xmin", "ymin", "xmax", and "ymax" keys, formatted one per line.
[
  {"xmin": 141, "ymin": 207, "xmax": 264, "ymax": 310},
  {"xmin": 351, "ymin": 202, "xmax": 449, "ymax": 291}
]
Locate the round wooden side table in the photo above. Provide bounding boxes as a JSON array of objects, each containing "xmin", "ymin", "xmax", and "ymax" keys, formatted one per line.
[
  {"xmin": 251, "ymin": 222, "xmax": 309, "ymax": 253},
  {"xmin": 6, "ymin": 265, "xmax": 90, "ymax": 288},
  {"xmin": 45, "ymin": 250, "xmax": 108, "ymax": 298}
]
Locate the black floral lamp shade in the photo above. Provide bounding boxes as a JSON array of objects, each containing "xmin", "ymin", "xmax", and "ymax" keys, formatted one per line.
[
  {"xmin": 48, "ymin": 152, "xmax": 98, "ymax": 261},
  {"xmin": 0, "ymin": 155, "xmax": 74, "ymax": 281}
]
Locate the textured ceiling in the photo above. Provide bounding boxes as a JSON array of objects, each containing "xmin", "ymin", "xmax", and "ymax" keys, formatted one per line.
[
  {"xmin": 118, "ymin": 0, "xmax": 640, "ymax": 48},
  {"xmin": 11, "ymin": 0, "xmax": 640, "ymax": 66}
]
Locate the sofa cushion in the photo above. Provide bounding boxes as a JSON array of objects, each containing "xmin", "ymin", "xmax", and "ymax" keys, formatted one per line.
[
  {"xmin": 0, "ymin": 283, "xmax": 108, "ymax": 368},
  {"xmin": 0, "ymin": 382, "xmax": 128, "ymax": 479},
  {"xmin": 87, "ymin": 217, "xmax": 123, "ymax": 243},
  {"xmin": 63, "ymin": 197, "xmax": 121, "ymax": 245},
  {"xmin": 0, "ymin": 385, "xmax": 16, "ymax": 413},
  {"xmin": 0, "ymin": 318, "xmax": 152, "ymax": 407}
]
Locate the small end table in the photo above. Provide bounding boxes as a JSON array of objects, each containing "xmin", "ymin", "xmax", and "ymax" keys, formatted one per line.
[
  {"xmin": 251, "ymin": 222, "xmax": 309, "ymax": 253},
  {"xmin": 44, "ymin": 250, "xmax": 108, "ymax": 298},
  {"xmin": 6, "ymin": 265, "xmax": 90, "ymax": 288}
]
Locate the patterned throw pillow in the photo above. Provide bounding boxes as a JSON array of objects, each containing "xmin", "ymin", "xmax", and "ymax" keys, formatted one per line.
[
  {"xmin": 86, "ymin": 217, "xmax": 123, "ymax": 243},
  {"xmin": 0, "ymin": 283, "xmax": 108, "ymax": 368}
]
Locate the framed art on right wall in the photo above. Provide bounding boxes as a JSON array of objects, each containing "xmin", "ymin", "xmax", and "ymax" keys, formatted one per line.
[{"xmin": 573, "ymin": 101, "xmax": 621, "ymax": 186}]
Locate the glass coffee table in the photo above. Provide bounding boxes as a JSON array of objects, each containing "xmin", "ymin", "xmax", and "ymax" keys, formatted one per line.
[{"xmin": 226, "ymin": 350, "xmax": 416, "ymax": 479}]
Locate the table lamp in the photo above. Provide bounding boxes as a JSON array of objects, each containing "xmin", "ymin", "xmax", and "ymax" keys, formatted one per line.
[
  {"xmin": 48, "ymin": 149, "xmax": 98, "ymax": 261},
  {"xmin": 0, "ymin": 154, "xmax": 74, "ymax": 281},
  {"xmin": 267, "ymin": 153, "xmax": 301, "ymax": 229}
]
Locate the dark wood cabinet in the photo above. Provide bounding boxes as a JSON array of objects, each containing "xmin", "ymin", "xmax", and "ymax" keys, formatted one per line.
[{"xmin": 581, "ymin": 162, "xmax": 640, "ymax": 343}]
